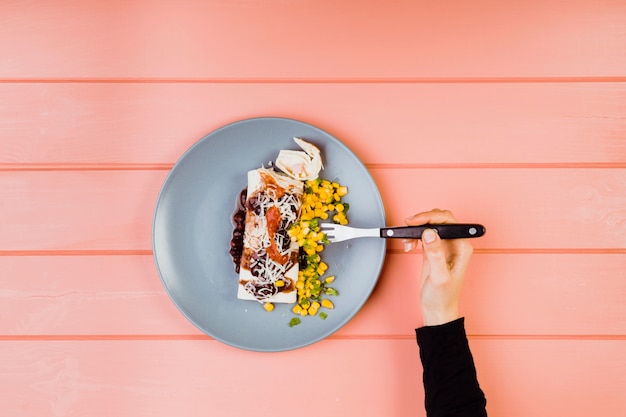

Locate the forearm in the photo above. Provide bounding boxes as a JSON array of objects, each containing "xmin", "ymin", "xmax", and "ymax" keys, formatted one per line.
[{"xmin": 416, "ymin": 318, "xmax": 487, "ymax": 417}]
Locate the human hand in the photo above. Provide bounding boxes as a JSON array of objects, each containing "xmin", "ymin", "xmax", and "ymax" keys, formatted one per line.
[{"xmin": 404, "ymin": 209, "xmax": 474, "ymax": 326}]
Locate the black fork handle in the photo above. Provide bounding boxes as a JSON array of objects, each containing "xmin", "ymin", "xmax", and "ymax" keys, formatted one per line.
[{"xmin": 379, "ymin": 224, "xmax": 486, "ymax": 239}]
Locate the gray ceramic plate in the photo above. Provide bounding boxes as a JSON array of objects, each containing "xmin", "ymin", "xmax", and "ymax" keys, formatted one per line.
[{"xmin": 152, "ymin": 117, "xmax": 386, "ymax": 351}]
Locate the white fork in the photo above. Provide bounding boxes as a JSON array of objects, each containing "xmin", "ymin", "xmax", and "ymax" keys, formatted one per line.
[{"xmin": 319, "ymin": 223, "xmax": 485, "ymax": 244}]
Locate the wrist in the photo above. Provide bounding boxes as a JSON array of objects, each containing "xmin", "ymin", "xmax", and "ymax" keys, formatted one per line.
[{"xmin": 421, "ymin": 308, "xmax": 460, "ymax": 327}]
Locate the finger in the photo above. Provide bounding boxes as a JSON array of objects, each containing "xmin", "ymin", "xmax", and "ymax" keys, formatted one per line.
[
  {"xmin": 402, "ymin": 239, "xmax": 418, "ymax": 252},
  {"xmin": 420, "ymin": 228, "xmax": 450, "ymax": 283},
  {"xmin": 405, "ymin": 208, "xmax": 458, "ymax": 226},
  {"xmin": 446, "ymin": 234, "xmax": 474, "ymax": 261},
  {"xmin": 403, "ymin": 217, "xmax": 422, "ymax": 252},
  {"xmin": 448, "ymin": 239, "xmax": 474, "ymax": 276}
]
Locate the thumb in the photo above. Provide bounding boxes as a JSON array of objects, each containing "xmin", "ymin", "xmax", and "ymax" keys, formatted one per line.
[{"xmin": 421, "ymin": 229, "xmax": 449, "ymax": 281}]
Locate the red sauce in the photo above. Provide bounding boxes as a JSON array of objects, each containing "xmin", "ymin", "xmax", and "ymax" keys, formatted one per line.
[
  {"xmin": 265, "ymin": 205, "xmax": 289, "ymax": 265},
  {"xmin": 260, "ymin": 171, "xmax": 286, "ymax": 200}
]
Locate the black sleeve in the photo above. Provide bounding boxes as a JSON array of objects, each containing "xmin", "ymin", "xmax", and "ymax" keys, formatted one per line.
[{"xmin": 416, "ymin": 318, "xmax": 487, "ymax": 417}]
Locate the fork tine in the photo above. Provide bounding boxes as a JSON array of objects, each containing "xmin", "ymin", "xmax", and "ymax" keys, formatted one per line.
[
  {"xmin": 321, "ymin": 223, "xmax": 382, "ymax": 243},
  {"xmin": 319, "ymin": 223, "xmax": 338, "ymax": 243},
  {"xmin": 319, "ymin": 224, "xmax": 332, "ymax": 234}
]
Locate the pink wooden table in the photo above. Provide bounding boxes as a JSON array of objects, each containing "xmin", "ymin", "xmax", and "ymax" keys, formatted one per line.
[{"xmin": 1, "ymin": 1, "xmax": 625, "ymax": 415}]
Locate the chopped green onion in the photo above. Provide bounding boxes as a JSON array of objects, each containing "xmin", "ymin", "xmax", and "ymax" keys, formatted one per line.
[{"xmin": 325, "ymin": 288, "xmax": 339, "ymax": 296}]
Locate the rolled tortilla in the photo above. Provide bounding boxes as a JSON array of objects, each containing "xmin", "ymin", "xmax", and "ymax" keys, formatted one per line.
[{"xmin": 237, "ymin": 168, "xmax": 303, "ymax": 303}]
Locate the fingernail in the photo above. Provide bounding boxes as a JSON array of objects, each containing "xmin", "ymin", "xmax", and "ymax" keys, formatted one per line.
[
  {"xmin": 403, "ymin": 240, "xmax": 415, "ymax": 252},
  {"xmin": 422, "ymin": 229, "xmax": 437, "ymax": 244}
]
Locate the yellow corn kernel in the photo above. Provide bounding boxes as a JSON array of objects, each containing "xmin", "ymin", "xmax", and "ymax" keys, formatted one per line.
[
  {"xmin": 292, "ymin": 304, "xmax": 303, "ymax": 315},
  {"xmin": 335, "ymin": 203, "xmax": 344, "ymax": 212},
  {"xmin": 336, "ymin": 186, "xmax": 348, "ymax": 196},
  {"xmin": 275, "ymin": 280, "xmax": 285, "ymax": 288},
  {"xmin": 308, "ymin": 301, "xmax": 321, "ymax": 316},
  {"xmin": 333, "ymin": 212, "xmax": 347, "ymax": 223},
  {"xmin": 321, "ymin": 299, "xmax": 334, "ymax": 309},
  {"xmin": 296, "ymin": 281, "xmax": 305, "ymax": 290},
  {"xmin": 263, "ymin": 302, "xmax": 274, "ymax": 312},
  {"xmin": 324, "ymin": 275, "xmax": 335, "ymax": 284}
]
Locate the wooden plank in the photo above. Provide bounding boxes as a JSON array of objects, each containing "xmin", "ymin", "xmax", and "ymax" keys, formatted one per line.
[
  {"xmin": 1, "ymin": 254, "xmax": 624, "ymax": 336},
  {"xmin": 1, "ymin": 169, "xmax": 625, "ymax": 251},
  {"xmin": 0, "ymin": 83, "xmax": 625, "ymax": 165},
  {"xmin": 0, "ymin": 170, "xmax": 167, "ymax": 251},
  {"xmin": 1, "ymin": 0, "xmax": 625, "ymax": 79},
  {"xmin": 372, "ymin": 167, "xmax": 626, "ymax": 250},
  {"xmin": 472, "ymin": 339, "xmax": 626, "ymax": 417},
  {"xmin": 0, "ymin": 339, "xmax": 623, "ymax": 417},
  {"xmin": 461, "ymin": 253, "xmax": 626, "ymax": 336},
  {"xmin": 0, "ymin": 256, "xmax": 198, "ymax": 336}
]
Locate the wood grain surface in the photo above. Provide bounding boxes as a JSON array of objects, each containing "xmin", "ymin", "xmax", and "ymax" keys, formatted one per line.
[
  {"xmin": 1, "ymin": 1, "xmax": 624, "ymax": 416},
  {"xmin": 1, "ymin": 0, "xmax": 625, "ymax": 79}
]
